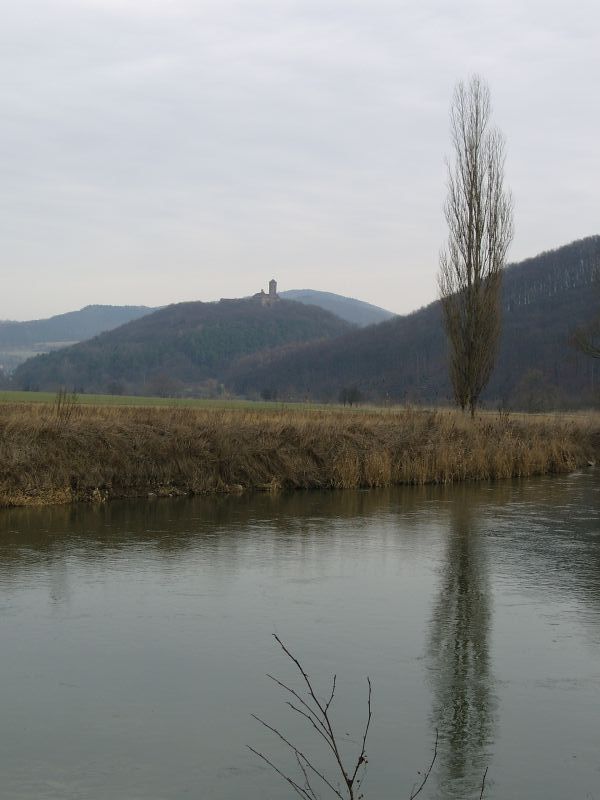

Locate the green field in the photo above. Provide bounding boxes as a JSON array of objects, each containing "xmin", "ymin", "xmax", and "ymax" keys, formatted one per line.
[
  {"xmin": 1, "ymin": 391, "xmax": 597, "ymax": 422},
  {"xmin": 0, "ymin": 390, "xmax": 331, "ymax": 412}
]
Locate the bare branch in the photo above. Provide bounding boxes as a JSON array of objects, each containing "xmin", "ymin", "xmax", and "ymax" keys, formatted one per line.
[
  {"xmin": 349, "ymin": 678, "xmax": 372, "ymax": 786},
  {"xmin": 480, "ymin": 766, "xmax": 489, "ymax": 799},
  {"xmin": 267, "ymin": 672, "xmax": 332, "ymax": 740},
  {"xmin": 272, "ymin": 635, "xmax": 355, "ymax": 791},
  {"xmin": 251, "ymin": 713, "xmax": 307, "ymax": 757},
  {"xmin": 247, "ymin": 745, "xmax": 314, "ymax": 800},
  {"xmin": 324, "ymin": 674, "xmax": 337, "ymax": 715},
  {"xmin": 250, "ymin": 636, "xmax": 373, "ymax": 800},
  {"xmin": 297, "ymin": 750, "xmax": 347, "ymax": 799},
  {"xmin": 250, "ymin": 715, "xmax": 343, "ymax": 800},
  {"xmin": 409, "ymin": 729, "xmax": 438, "ymax": 800},
  {"xmin": 295, "ymin": 751, "xmax": 318, "ymax": 800},
  {"xmin": 284, "ymin": 700, "xmax": 340, "ymax": 757}
]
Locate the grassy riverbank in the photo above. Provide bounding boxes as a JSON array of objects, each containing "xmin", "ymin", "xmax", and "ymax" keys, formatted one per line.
[{"xmin": 0, "ymin": 402, "xmax": 597, "ymax": 508}]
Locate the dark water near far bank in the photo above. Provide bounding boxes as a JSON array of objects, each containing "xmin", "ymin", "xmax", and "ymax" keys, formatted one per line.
[{"xmin": 0, "ymin": 473, "xmax": 599, "ymax": 799}]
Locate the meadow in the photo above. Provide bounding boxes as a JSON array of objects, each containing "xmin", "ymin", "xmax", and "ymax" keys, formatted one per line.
[
  {"xmin": 0, "ymin": 393, "xmax": 597, "ymax": 508},
  {"xmin": 0, "ymin": 390, "xmax": 305, "ymax": 411}
]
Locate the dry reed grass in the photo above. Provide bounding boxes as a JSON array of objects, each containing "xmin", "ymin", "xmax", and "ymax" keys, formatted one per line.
[{"xmin": 0, "ymin": 402, "xmax": 597, "ymax": 508}]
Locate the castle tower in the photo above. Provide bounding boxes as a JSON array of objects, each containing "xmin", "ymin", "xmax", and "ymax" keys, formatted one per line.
[{"xmin": 269, "ymin": 278, "xmax": 277, "ymax": 298}]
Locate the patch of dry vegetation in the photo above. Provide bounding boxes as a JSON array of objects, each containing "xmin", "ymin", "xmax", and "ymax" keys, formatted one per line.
[{"xmin": 0, "ymin": 403, "xmax": 597, "ymax": 508}]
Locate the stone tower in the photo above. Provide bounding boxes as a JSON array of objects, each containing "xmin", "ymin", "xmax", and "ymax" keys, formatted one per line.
[{"xmin": 269, "ymin": 279, "xmax": 277, "ymax": 298}]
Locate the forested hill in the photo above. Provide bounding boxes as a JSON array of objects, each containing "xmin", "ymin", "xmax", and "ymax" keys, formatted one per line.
[
  {"xmin": 502, "ymin": 236, "xmax": 599, "ymax": 310},
  {"xmin": 228, "ymin": 236, "xmax": 600, "ymax": 408},
  {"xmin": 280, "ymin": 290, "xmax": 395, "ymax": 326},
  {"xmin": 13, "ymin": 297, "xmax": 351, "ymax": 395},
  {"xmin": 1, "ymin": 288, "xmax": 392, "ymax": 370}
]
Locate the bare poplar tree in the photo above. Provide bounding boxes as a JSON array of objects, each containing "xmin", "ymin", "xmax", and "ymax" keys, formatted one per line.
[{"xmin": 439, "ymin": 75, "xmax": 514, "ymax": 416}]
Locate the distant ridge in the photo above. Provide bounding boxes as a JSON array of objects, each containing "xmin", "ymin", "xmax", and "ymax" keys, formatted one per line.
[
  {"xmin": 0, "ymin": 304, "xmax": 155, "ymax": 345},
  {"xmin": 280, "ymin": 289, "xmax": 395, "ymax": 327},
  {"xmin": 0, "ymin": 305, "xmax": 155, "ymax": 371}
]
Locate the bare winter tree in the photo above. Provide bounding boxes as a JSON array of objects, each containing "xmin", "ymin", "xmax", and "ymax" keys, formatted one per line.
[{"xmin": 439, "ymin": 75, "xmax": 514, "ymax": 416}]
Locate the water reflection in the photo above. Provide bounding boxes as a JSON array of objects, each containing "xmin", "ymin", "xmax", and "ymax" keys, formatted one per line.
[
  {"xmin": 0, "ymin": 474, "xmax": 599, "ymax": 800},
  {"xmin": 427, "ymin": 489, "xmax": 495, "ymax": 799},
  {"xmin": 0, "ymin": 475, "xmax": 599, "ymax": 614},
  {"xmin": 0, "ymin": 486, "xmax": 432, "ymax": 576}
]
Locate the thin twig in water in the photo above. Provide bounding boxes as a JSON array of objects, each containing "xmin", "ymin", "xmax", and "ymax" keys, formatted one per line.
[
  {"xmin": 248, "ymin": 634, "xmax": 372, "ymax": 800},
  {"xmin": 251, "ymin": 712, "xmax": 342, "ymax": 798},
  {"xmin": 409, "ymin": 729, "xmax": 438, "ymax": 800},
  {"xmin": 480, "ymin": 766, "xmax": 489, "ymax": 799},
  {"xmin": 247, "ymin": 745, "xmax": 314, "ymax": 800}
]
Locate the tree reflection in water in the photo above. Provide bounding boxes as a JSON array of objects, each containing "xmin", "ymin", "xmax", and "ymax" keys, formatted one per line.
[{"xmin": 427, "ymin": 491, "xmax": 496, "ymax": 799}]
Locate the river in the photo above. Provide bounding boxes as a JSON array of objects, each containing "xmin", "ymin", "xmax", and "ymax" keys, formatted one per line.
[{"xmin": 0, "ymin": 471, "xmax": 598, "ymax": 799}]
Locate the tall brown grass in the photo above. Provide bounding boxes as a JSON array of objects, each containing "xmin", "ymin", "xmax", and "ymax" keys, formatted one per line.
[{"xmin": 0, "ymin": 403, "xmax": 597, "ymax": 508}]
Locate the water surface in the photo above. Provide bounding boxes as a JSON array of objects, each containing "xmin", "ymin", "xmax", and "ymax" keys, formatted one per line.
[{"xmin": 0, "ymin": 472, "xmax": 599, "ymax": 799}]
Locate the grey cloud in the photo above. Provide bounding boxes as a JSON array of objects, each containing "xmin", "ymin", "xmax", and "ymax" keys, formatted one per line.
[{"xmin": 1, "ymin": 0, "xmax": 598, "ymax": 318}]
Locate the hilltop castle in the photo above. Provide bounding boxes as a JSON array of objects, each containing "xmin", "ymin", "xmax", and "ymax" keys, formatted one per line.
[{"xmin": 254, "ymin": 279, "xmax": 279, "ymax": 305}]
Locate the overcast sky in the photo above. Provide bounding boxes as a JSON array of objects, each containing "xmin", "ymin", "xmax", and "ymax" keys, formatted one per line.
[{"xmin": 1, "ymin": 0, "xmax": 598, "ymax": 320}]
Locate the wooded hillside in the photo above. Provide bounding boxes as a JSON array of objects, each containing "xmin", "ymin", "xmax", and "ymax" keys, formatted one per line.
[
  {"xmin": 228, "ymin": 237, "xmax": 600, "ymax": 409},
  {"xmin": 13, "ymin": 297, "xmax": 351, "ymax": 396}
]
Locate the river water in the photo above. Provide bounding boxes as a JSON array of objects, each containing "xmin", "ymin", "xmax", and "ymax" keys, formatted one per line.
[{"xmin": 0, "ymin": 472, "xmax": 598, "ymax": 800}]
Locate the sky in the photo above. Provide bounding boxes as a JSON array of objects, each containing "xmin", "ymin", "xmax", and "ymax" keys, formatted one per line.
[{"xmin": 1, "ymin": 0, "xmax": 599, "ymax": 320}]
